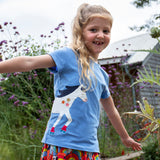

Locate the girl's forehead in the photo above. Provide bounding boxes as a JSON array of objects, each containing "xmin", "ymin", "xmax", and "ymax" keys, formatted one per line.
[
  {"xmin": 86, "ymin": 16, "xmax": 112, "ymax": 27},
  {"xmin": 85, "ymin": 17, "xmax": 112, "ymax": 28}
]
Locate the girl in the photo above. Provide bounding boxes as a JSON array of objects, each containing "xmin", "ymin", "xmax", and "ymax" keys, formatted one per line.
[{"xmin": 0, "ymin": 3, "xmax": 142, "ymax": 160}]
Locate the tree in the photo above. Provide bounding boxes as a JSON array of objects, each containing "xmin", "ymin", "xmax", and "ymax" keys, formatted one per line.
[
  {"xmin": 132, "ymin": 0, "xmax": 158, "ymax": 8},
  {"xmin": 130, "ymin": 0, "xmax": 160, "ymax": 32}
]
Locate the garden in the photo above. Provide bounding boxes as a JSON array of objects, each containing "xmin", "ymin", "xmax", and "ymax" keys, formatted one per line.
[{"xmin": 0, "ymin": 21, "xmax": 160, "ymax": 160}]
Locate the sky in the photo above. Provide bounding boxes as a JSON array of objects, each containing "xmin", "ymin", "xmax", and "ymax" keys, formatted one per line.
[{"xmin": 0, "ymin": 0, "xmax": 159, "ymax": 44}]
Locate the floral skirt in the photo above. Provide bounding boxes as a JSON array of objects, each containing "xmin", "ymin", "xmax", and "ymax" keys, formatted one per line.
[{"xmin": 40, "ymin": 144, "xmax": 100, "ymax": 160}]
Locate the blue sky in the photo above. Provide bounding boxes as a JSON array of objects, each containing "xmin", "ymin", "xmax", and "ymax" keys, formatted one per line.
[{"xmin": 0, "ymin": 0, "xmax": 159, "ymax": 43}]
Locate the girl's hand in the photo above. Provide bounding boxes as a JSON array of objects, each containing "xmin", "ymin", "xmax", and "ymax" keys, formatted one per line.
[{"xmin": 121, "ymin": 136, "xmax": 142, "ymax": 151}]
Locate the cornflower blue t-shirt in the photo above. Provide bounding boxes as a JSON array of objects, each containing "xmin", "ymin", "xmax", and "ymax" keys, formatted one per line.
[{"xmin": 42, "ymin": 47, "xmax": 110, "ymax": 153}]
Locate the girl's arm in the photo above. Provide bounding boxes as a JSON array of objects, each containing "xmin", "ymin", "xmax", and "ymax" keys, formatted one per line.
[
  {"xmin": 0, "ymin": 55, "xmax": 55, "ymax": 73},
  {"xmin": 100, "ymin": 96, "xmax": 142, "ymax": 151}
]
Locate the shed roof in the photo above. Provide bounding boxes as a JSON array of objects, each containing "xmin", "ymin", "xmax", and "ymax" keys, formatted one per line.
[{"xmin": 98, "ymin": 33, "xmax": 158, "ymax": 65}]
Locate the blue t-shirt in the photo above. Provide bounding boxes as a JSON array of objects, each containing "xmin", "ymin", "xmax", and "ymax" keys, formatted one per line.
[{"xmin": 42, "ymin": 47, "xmax": 110, "ymax": 152}]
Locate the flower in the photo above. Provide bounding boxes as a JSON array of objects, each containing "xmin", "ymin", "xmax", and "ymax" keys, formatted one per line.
[
  {"xmin": 0, "ymin": 40, "xmax": 7, "ymax": 46},
  {"xmin": 0, "ymin": 92, "xmax": 6, "ymax": 96},
  {"xmin": 14, "ymin": 100, "xmax": 20, "ymax": 106},
  {"xmin": 28, "ymin": 75, "xmax": 32, "ymax": 80},
  {"xmin": 34, "ymin": 73, "xmax": 38, "ymax": 78},
  {"xmin": 23, "ymin": 126, "xmax": 27, "ymax": 128},
  {"xmin": 22, "ymin": 101, "xmax": 29, "ymax": 106},
  {"xmin": 14, "ymin": 31, "xmax": 20, "ymax": 35},
  {"xmin": 8, "ymin": 95, "xmax": 15, "ymax": 100},
  {"xmin": 101, "ymin": 66, "xmax": 106, "ymax": 70},
  {"xmin": 121, "ymin": 150, "xmax": 125, "ymax": 155},
  {"xmin": 59, "ymin": 22, "xmax": 65, "ymax": 26},
  {"xmin": 55, "ymin": 27, "xmax": 59, "ymax": 31},
  {"xmin": 4, "ymin": 22, "xmax": 8, "ymax": 26}
]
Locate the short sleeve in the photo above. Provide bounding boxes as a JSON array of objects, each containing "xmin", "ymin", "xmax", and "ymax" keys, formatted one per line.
[
  {"xmin": 100, "ymin": 70, "xmax": 110, "ymax": 99},
  {"xmin": 48, "ymin": 47, "xmax": 71, "ymax": 73},
  {"xmin": 101, "ymin": 85, "xmax": 110, "ymax": 99}
]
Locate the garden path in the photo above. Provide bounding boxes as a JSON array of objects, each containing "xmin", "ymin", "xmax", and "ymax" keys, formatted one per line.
[{"xmin": 102, "ymin": 151, "xmax": 144, "ymax": 160}]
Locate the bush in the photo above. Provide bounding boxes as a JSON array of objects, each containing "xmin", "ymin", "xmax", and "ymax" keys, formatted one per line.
[
  {"xmin": 141, "ymin": 140, "xmax": 160, "ymax": 160},
  {"xmin": 0, "ymin": 21, "xmax": 67, "ymax": 159}
]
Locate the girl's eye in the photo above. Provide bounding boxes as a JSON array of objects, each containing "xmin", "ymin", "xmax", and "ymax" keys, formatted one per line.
[
  {"xmin": 90, "ymin": 29, "xmax": 97, "ymax": 32},
  {"xmin": 103, "ymin": 30, "xmax": 110, "ymax": 34}
]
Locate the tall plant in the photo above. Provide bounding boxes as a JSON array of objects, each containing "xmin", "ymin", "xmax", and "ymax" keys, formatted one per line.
[
  {"xmin": 122, "ymin": 26, "xmax": 160, "ymax": 148},
  {"xmin": 0, "ymin": 21, "xmax": 68, "ymax": 159}
]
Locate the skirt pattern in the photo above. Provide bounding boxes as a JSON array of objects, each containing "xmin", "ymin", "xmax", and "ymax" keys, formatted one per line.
[{"xmin": 40, "ymin": 144, "xmax": 100, "ymax": 160}]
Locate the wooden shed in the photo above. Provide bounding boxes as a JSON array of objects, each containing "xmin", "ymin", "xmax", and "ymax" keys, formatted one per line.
[{"xmin": 98, "ymin": 33, "xmax": 160, "ymax": 117}]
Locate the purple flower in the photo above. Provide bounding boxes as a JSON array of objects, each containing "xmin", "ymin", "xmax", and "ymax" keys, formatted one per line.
[
  {"xmin": 101, "ymin": 66, "xmax": 106, "ymax": 70},
  {"xmin": 12, "ymin": 83, "xmax": 15, "ymax": 87},
  {"xmin": 115, "ymin": 72, "xmax": 120, "ymax": 75},
  {"xmin": 34, "ymin": 73, "xmax": 38, "ymax": 78},
  {"xmin": 7, "ymin": 73, "xmax": 11, "ymax": 77},
  {"xmin": 0, "ymin": 40, "xmax": 7, "ymax": 46},
  {"xmin": 55, "ymin": 27, "xmax": 59, "ymax": 30},
  {"xmin": 28, "ymin": 75, "xmax": 32, "ymax": 80},
  {"xmin": 108, "ymin": 70, "xmax": 112, "ymax": 73},
  {"xmin": 1, "ymin": 78, "xmax": 5, "ymax": 81},
  {"xmin": 22, "ymin": 101, "xmax": 29, "ymax": 106},
  {"xmin": 34, "ymin": 130, "xmax": 37, "ymax": 134},
  {"xmin": 59, "ymin": 22, "xmax": 65, "ymax": 26},
  {"xmin": 43, "ymin": 88, "xmax": 47, "ymax": 91},
  {"xmin": 117, "ymin": 82, "xmax": 123, "ymax": 85},
  {"xmin": 23, "ymin": 126, "xmax": 27, "ymax": 128},
  {"xmin": 117, "ymin": 105, "xmax": 120, "ymax": 108},
  {"xmin": 13, "ymin": 72, "xmax": 20, "ymax": 76},
  {"xmin": 14, "ymin": 31, "xmax": 20, "ymax": 35},
  {"xmin": 0, "ymin": 92, "xmax": 6, "ymax": 96},
  {"xmin": 8, "ymin": 95, "xmax": 15, "ymax": 100},
  {"xmin": 14, "ymin": 100, "xmax": 20, "ymax": 106},
  {"xmin": 4, "ymin": 22, "xmax": 8, "ymax": 26}
]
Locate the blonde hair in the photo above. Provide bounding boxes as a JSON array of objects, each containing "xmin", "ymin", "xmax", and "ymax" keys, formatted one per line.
[{"xmin": 70, "ymin": 3, "xmax": 113, "ymax": 90}]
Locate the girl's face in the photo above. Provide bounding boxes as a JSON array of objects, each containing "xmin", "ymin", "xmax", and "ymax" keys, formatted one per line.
[{"xmin": 82, "ymin": 17, "xmax": 111, "ymax": 60}]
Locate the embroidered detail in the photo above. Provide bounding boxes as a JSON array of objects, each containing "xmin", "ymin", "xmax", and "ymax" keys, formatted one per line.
[
  {"xmin": 50, "ymin": 127, "xmax": 55, "ymax": 135},
  {"xmin": 66, "ymin": 103, "xmax": 69, "ymax": 107},
  {"xmin": 50, "ymin": 85, "xmax": 87, "ymax": 134},
  {"xmin": 61, "ymin": 125, "xmax": 67, "ymax": 133},
  {"xmin": 62, "ymin": 100, "xmax": 65, "ymax": 104}
]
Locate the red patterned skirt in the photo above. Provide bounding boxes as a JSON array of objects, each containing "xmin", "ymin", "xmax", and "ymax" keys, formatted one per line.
[{"xmin": 40, "ymin": 144, "xmax": 100, "ymax": 160}]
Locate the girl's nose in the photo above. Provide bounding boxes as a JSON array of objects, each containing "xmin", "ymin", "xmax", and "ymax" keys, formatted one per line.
[{"xmin": 97, "ymin": 31, "xmax": 104, "ymax": 38}]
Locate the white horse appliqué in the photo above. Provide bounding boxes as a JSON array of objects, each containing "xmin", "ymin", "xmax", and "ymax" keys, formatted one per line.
[{"xmin": 50, "ymin": 85, "xmax": 87, "ymax": 134}]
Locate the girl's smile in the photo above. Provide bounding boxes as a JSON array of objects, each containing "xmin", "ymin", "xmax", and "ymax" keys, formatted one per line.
[{"xmin": 82, "ymin": 17, "xmax": 112, "ymax": 60}]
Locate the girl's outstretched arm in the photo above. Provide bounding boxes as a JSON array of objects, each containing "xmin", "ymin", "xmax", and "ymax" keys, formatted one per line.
[
  {"xmin": 0, "ymin": 55, "xmax": 55, "ymax": 73},
  {"xmin": 100, "ymin": 96, "xmax": 142, "ymax": 151}
]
